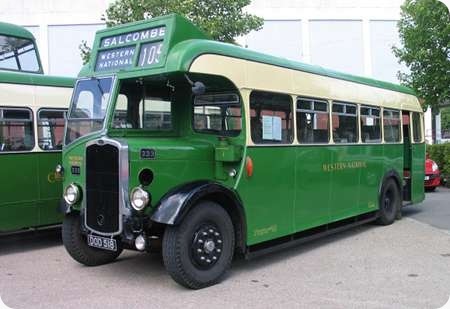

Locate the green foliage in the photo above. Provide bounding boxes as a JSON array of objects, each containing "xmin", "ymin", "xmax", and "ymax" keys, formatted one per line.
[
  {"xmin": 80, "ymin": 0, "xmax": 263, "ymax": 64},
  {"xmin": 393, "ymin": 0, "xmax": 450, "ymax": 109},
  {"xmin": 427, "ymin": 143, "xmax": 450, "ymax": 183},
  {"xmin": 79, "ymin": 40, "xmax": 91, "ymax": 65}
]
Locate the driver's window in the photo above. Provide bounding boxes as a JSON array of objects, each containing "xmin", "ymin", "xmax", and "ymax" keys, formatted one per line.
[{"xmin": 112, "ymin": 82, "xmax": 173, "ymax": 131}]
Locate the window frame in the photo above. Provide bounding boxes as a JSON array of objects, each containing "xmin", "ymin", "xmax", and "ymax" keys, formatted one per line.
[
  {"xmin": 0, "ymin": 34, "xmax": 43, "ymax": 74},
  {"xmin": 0, "ymin": 106, "xmax": 35, "ymax": 154},
  {"xmin": 382, "ymin": 108, "xmax": 402, "ymax": 144},
  {"xmin": 192, "ymin": 92, "xmax": 242, "ymax": 137},
  {"xmin": 360, "ymin": 105, "xmax": 382, "ymax": 144},
  {"xmin": 411, "ymin": 111, "xmax": 424, "ymax": 144},
  {"xmin": 249, "ymin": 90, "xmax": 294, "ymax": 145},
  {"xmin": 331, "ymin": 101, "xmax": 359, "ymax": 144},
  {"xmin": 296, "ymin": 96, "xmax": 330, "ymax": 144},
  {"xmin": 37, "ymin": 108, "xmax": 67, "ymax": 152}
]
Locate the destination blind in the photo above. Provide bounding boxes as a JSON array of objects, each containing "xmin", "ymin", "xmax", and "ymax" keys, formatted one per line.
[{"xmin": 95, "ymin": 26, "xmax": 166, "ymax": 72}]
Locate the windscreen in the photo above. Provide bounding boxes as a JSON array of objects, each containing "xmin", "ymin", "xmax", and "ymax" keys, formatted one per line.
[
  {"xmin": 0, "ymin": 34, "xmax": 40, "ymax": 72},
  {"xmin": 65, "ymin": 77, "xmax": 113, "ymax": 144}
]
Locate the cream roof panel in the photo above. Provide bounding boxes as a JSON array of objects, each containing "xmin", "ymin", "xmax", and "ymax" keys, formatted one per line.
[{"xmin": 190, "ymin": 54, "xmax": 422, "ymax": 112}]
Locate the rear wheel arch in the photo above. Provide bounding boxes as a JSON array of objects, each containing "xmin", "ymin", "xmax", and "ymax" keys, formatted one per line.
[
  {"xmin": 379, "ymin": 169, "xmax": 402, "ymax": 198},
  {"xmin": 376, "ymin": 172, "xmax": 402, "ymax": 225}
]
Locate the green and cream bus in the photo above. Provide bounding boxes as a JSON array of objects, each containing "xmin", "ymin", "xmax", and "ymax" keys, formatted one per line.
[
  {"xmin": 0, "ymin": 22, "xmax": 74, "ymax": 232},
  {"xmin": 60, "ymin": 14, "xmax": 425, "ymax": 289}
]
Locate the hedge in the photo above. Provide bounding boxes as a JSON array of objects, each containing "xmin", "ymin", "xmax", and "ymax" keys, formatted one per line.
[{"xmin": 427, "ymin": 142, "xmax": 450, "ymax": 185}]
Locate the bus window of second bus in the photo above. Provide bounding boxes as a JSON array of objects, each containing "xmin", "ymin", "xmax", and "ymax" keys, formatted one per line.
[
  {"xmin": 0, "ymin": 108, "xmax": 34, "ymax": 152},
  {"xmin": 38, "ymin": 109, "xmax": 66, "ymax": 150}
]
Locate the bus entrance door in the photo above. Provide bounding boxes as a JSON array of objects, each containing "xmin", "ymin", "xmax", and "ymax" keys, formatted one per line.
[{"xmin": 402, "ymin": 112, "xmax": 412, "ymax": 201}]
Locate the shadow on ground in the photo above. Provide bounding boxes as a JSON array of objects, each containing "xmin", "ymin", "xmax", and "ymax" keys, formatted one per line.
[{"xmin": 0, "ymin": 227, "xmax": 62, "ymax": 256}]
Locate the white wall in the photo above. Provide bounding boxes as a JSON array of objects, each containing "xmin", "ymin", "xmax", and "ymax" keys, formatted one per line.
[
  {"xmin": 48, "ymin": 24, "xmax": 105, "ymax": 76},
  {"xmin": 0, "ymin": 0, "xmax": 408, "ymax": 82},
  {"xmin": 0, "ymin": 0, "xmax": 111, "ymax": 76}
]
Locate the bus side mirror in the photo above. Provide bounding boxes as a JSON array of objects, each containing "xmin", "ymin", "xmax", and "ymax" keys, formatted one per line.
[{"xmin": 192, "ymin": 81, "xmax": 205, "ymax": 95}]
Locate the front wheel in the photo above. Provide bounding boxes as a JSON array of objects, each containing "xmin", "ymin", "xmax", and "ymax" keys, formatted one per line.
[
  {"xmin": 376, "ymin": 179, "xmax": 400, "ymax": 225},
  {"xmin": 162, "ymin": 201, "xmax": 235, "ymax": 289},
  {"xmin": 62, "ymin": 213, "xmax": 122, "ymax": 266}
]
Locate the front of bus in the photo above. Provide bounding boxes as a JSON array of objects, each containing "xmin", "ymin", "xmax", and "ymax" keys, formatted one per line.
[{"xmin": 59, "ymin": 14, "xmax": 245, "ymax": 263}]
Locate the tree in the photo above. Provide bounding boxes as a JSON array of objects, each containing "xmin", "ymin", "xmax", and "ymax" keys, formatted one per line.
[
  {"xmin": 393, "ymin": 0, "xmax": 450, "ymax": 142},
  {"xmin": 79, "ymin": 0, "xmax": 263, "ymax": 64}
]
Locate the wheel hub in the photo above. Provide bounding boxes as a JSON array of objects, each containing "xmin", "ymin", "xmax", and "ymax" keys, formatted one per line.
[
  {"xmin": 204, "ymin": 240, "xmax": 216, "ymax": 253},
  {"xmin": 191, "ymin": 224, "xmax": 223, "ymax": 269}
]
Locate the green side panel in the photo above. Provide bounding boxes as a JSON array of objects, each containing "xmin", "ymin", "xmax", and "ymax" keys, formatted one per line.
[
  {"xmin": 411, "ymin": 143, "xmax": 425, "ymax": 203},
  {"xmin": 358, "ymin": 145, "xmax": 384, "ymax": 212},
  {"xmin": 237, "ymin": 147, "xmax": 295, "ymax": 245},
  {"xmin": 36, "ymin": 152, "xmax": 63, "ymax": 226},
  {"xmin": 329, "ymin": 146, "xmax": 362, "ymax": 221},
  {"xmin": 294, "ymin": 146, "xmax": 332, "ymax": 230},
  {"xmin": 0, "ymin": 154, "xmax": 39, "ymax": 231},
  {"xmin": 383, "ymin": 143, "xmax": 404, "ymax": 186},
  {"xmin": 127, "ymin": 138, "xmax": 216, "ymax": 210}
]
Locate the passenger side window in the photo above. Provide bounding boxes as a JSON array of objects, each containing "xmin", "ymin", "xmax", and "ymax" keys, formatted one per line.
[
  {"xmin": 0, "ymin": 108, "xmax": 34, "ymax": 152},
  {"xmin": 361, "ymin": 106, "xmax": 381, "ymax": 143},
  {"xmin": 140, "ymin": 99, "xmax": 172, "ymax": 130},
  {"xmin": 332, "ymin": 102, "xmax": 358, "ymax": 143},
  {"xmin": 297, "ymin": 98, "xmax": 329, "ymax": 143},
  {"xmin": 412, "ymin": 112, "xmax": 423, "ymax": 143},
  {"xmin": 38, "ymin": 109, "xmax": 66, "ymax": 150},
  {"xmin": 193, "ymin": 93, "xmax": 241, "ymax": 136},
  {"xmin": 383, "ymin": 109, "xmax": 401, "ymax": 143},
  {"xmin": 250, "ymin": 91, "xmax": 293, "ymax": 144}
]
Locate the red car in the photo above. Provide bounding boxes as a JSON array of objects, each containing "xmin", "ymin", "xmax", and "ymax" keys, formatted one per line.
[{"xmin": 425, "ymin": 156, "xmax": 441, "ymax": 191}]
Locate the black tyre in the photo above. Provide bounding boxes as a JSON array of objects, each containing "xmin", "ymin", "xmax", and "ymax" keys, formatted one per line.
[
  {"xmin": 62, "ymin": 213, "xmax": 122, "ymax": 266},
  {"xmin": 376, "ymin": 179, "xmax": 400, "ymax": 225},
  {"xmin": 425, "ymin": 186, "xmax": 437, "ymax": 192},
  {"xmin": 162, "ymin": 201, "xmax": 235, "ymax": 289}
]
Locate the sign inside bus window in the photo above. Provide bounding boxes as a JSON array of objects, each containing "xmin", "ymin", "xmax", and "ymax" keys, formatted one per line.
[{"xmin": 262, "ymin": 115, "xmax": 282, "ymax": 141}]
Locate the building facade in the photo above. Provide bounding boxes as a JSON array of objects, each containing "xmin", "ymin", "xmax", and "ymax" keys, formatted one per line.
[{"xmin": 0, "ymin": 0, "xmax": 436, "ymax": 142}]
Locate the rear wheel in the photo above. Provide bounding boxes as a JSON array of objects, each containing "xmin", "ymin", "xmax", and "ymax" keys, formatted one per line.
[
  {"xmin": 62, "ymin": 213, "xmax": 122, "ymax": 266},
  {"xmin": 162, "ymin": 201, "xmax": 235, "ymax": 289},
  {"xmin": 376, "ymin": 179, "xmax": 400, "ymax": 225}
]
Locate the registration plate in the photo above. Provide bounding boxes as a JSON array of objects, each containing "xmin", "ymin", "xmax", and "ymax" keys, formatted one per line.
[
  {"xmin": 87, "ymin": 235, "xmax": 117, "ymax": 252},
  {"xmin": 425, "ymin": 176, "xmax": 430, "ymax": 181}
]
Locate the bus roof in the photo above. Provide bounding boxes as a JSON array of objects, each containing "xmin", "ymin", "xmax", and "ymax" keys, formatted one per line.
[
  {"xmin": 0, "ymin": 70, "xmax": 75, "ymax": 88},
  {"xmin": 0, "ymin": 22, "xmax": 35, "ymax": 40},
  {"xmin": 85, "ymin": 14, "xmax": 416, "ymax": 97}
]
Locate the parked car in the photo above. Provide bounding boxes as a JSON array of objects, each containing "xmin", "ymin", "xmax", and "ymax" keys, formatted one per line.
[{"xmin": 425, "ymin": 155, "xmax": 441, "ymax": 191}]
